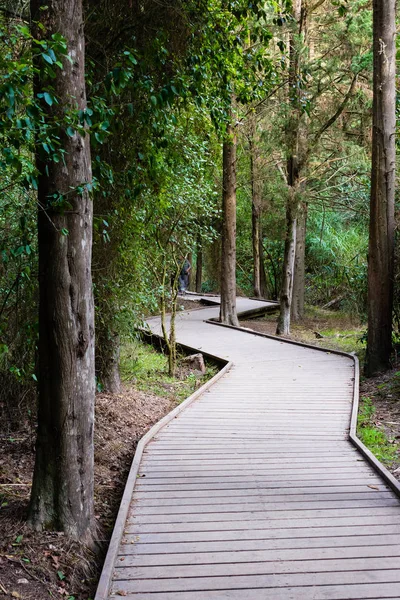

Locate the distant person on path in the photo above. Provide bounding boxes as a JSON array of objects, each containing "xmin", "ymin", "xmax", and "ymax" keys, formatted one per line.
[{"xmin": 178, "ymin": 256, "xmax": 191, "ymax": 293}]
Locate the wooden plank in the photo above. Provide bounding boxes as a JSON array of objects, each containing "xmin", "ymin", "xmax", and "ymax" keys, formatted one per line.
[
  {"xmin": 132, "ymin": 498, "xmax": 400, "ymax": 516},
  {"xmin": 107, "ymin": 583, "xmax": 400, "ymax": 599},
  {"xmin": 133, "ymin": 484, "xmax": 391, "ymax": 498},
  {"xmin": 128, "ymin": 506, "xmax": 400, "ymax": 526},
  {"xmin": 135, "ymin": 473, "xmax": 380, "ymax": 487},
  {"xmin": 135, "ymin": 478, "xmax": 387, "ymax": 492},
  {"xmin": 115, "ymin": 545, "xmax": 400, "ymax": 568},
  {"xmin": 120, "ymin": 524, "xmax": 400, "ymax": 548},
  {"xmin": 133, "ymin": 491, "xmax": 396, "ymax": 506},
  {"xmin": 138, "ymin": 462, "xmax": 374, "ymax": 473},
  {"xmin": 119, "ymin": 533, "xmax": 400, "ymax": 556},
  {"xmin": 125, "ymin": 514, "xmax": 400, "ymax": 534},
  {"xmin": 114, "ymin": 557, "xmax": 400, "ymax": 581},
  {"xmin": 111, "ymin": 569, "xmax": 400, "ymax": 594}
]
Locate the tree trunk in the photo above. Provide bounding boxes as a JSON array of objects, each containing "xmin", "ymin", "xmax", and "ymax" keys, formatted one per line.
[
  {"xmin": 276, "ymin": 0, "xmax": 303, "ymax": 336},
  {"xmin": 196, "ymin": 235, "xmax": 203, "ymax": 293},
  {"xmin": 365, "ymin": 0, "xmax": 396, "ymax": 376},
  {"xmin": 292, "ymin": 202, "xmax": 307, "ymax": 321},
  {"xmin": 249, "ymin": 116, "xmax": 262, "ymax": 298},
  {"xmin": 220, "ymin": 120, "xmax": 239, "ymax": 326},
  {"xmin": 96, "ymin": 327, "xmax": 121, "ymax": 393},
  {"xmin": 259, "ymin": 233, "xmax": 268, "ymax": 298},
  {"xmin": 29, "ymin": 0, "xmax": 95, "ymax": 543},
  {"xmin": 187, "ymin": 252, "xmax": 193, "ymax": 291},
  {"xmin": 277, "ymin": 192, "xmax": 297, "ymax": 335}
]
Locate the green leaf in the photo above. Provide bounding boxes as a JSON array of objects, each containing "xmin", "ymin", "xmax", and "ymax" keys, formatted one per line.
[
  {"xmin": 66, "ymin": 126, "xmax": 75, "ymax": 138},
  {"xmin": 57, "ymin": 571, "xmax": 66, "ymax": 581},
  {"xmin": 42, "ymin": 53, "xmax": 54, "ymax": 64},
  {"xmin": 43, "ymin": 92, "xmax": 53, "ymax": 106},
  {"xmin": 150, "ymin": 95, "xmax": 157, "ymax": 106},
  {"xmin": 61, "ymin": 228, "xmax": 69, "ymax": 236}
]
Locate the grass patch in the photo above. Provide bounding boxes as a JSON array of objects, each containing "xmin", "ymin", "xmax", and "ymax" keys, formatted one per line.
[
  {"xmin": 120, "ymin": 340, "xmax": 218, "ymax": 404},
  {"xmin": 357, "ymin": 396, "xmax": 398, "ymax": 465},
  {"xmin": 256, "ymin": 306, "xmax": 366, "ymax": 356}
]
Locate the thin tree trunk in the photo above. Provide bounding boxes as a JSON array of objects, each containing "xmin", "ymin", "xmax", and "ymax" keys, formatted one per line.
[
  {"xmin": 259, "ymin": 232, "xmax": 268, "ymax": 298},
  {"xmin": 249, "ymin": 116, "xmax": 262, "ymax": 298},
  {"xmin": 292, "ymin": 202, "xmax": 308, "ymax": 321},
  {"xmin": 220, "ymin": 119, "xmax": 239, "ymax": 326},
  {"xmin": 365, "ymin": 0, "xmax": 396, "ymax": 376},
  {"xmin": 187, "ymin": 252, "xmax": 193, "ymax": 291},
  {"xmin": 276, "ymin": 0, "xmax": 303, "ymax": 336},
  {"xmin": 277, "ymin": 192, "xmax": 297, "ymax": 335},
  {"xmin": 29, "ymin": 0, "xmax": 95, "ymax": 542},
  {"xmin": 196, "ymin": 235, "xmax": 203, "ymax": 293},
  {"xmin": 96, "ymin": 327, "xmax": 121, "ymax": 393}
]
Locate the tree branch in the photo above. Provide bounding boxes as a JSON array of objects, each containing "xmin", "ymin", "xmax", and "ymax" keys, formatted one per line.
[{"xmin": 314, "ymin": 74, "xmax": 358, "ymax": 141}]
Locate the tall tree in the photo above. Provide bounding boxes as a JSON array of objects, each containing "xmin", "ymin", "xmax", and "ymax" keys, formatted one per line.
[
  {"xmin": 249, "ymin": 113, "xmax": 263, "ymax": 298},
  {"xmin": 365, "ymin": 0, "xmax": 396, "ymax": 376},
  {"xmin": 276, "ymin": 0, "xmax": 305, "ymax": 335},
  {"xmin": 28, "ymin": 0, "xmax": 95, "ymax": 542},
  {"xmin": 220, "ymin": 115, "xmax": 239, "ymax": 325}
]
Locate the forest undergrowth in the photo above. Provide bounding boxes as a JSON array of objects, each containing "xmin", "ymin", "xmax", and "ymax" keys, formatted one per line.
[{"xmin": 0, "ymin": 342, "xmax": 213, "ymax": 600}]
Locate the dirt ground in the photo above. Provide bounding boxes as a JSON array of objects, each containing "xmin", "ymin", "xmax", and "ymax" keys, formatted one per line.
[{"xmin": 0, "ymin": 386, "xmax": 173, "ymax": 600}]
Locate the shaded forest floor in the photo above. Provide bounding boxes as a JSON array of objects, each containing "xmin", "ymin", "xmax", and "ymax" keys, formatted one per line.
[
  {"xmin": 0, "ymin": 342, "xmax": 214, "ymax": 600},
  {"xmin": 241, "ymin": 306, "xmax": 400, "ymax": 481}
]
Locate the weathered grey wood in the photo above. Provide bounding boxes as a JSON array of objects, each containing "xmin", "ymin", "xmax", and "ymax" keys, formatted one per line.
[
  {"xmin": 107, "ymin": 583, "xmax": 400, "ymax": 599},
  {"xmin": 114, "ymin": 556, "xmax": 400, "ymax": 580},
  {"xmin": 134, "ymin": 484, "xmax": 390, "ymax": 498},
  {"xmin": 95, "ymin": 297, "xmax": 400, "ymax": 600},
  {"xmin": 125, "ymin": 514, "xmax": 400, "ymax": 535},
  {"xmin": 118, "ymin": 533, "xmax": 400, "ymax": 556},
  {"xmin": 116, "ymin": 543, "xmax": 400, "ymax": 566},
  {"xmin": 134, "ymin": 492, "xmax": 395, "ymax": 506},
  {"xmin": 111, "ymin": 570, "xmax": 400, "ymax": 594},
  {"xmin": 120, "ymin": 524, "xmax": 400, "ymax": 547},
  {"xmin": 133, "ymin": 499, "xmax": 400, "ymax": 516}
]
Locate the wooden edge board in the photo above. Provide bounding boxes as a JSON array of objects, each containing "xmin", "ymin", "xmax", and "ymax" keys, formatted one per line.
[
  {"xmin": 349, "ymin": 358, "xmax": 400, "ymax": 497},
  {"xmin": 206, "ymin": 318, "xmax": 400, "ymax": 499},
  {"xmin": 94, "ymin": 338, "xmax": 232, "ymax": 600}
]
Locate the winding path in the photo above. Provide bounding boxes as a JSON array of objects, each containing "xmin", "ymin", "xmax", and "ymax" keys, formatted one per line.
[{"xmin": 96, "ymin": 297, "xmax": 400, "ymax": 600}]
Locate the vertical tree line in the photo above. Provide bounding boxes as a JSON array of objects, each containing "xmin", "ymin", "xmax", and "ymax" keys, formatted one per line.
[
  {"xmin": 29, "ymin": 0, "xmax": 95, "ymax": 541},
  {"xmin": 365, "ymin": 0, "xmax": 396, "ymax": 376}
]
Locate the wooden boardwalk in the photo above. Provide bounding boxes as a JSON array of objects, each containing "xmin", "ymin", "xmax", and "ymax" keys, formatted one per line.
[{"xmin": 96, "ymin": 297, "xmax": 400, "ymax": 600}]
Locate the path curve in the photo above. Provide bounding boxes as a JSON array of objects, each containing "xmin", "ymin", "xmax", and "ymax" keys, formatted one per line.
[{"xmin": 96, "ymin": 297, "xmax": 400, "ymax": 600}]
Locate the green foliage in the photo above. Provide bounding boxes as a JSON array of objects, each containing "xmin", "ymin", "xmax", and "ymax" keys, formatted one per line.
[
  {"xmin": 357, "ymin": 396, "xmax": 398, "ymax": 465},
  {"xmin": 120, "ymin": 340, "xmax": 217, "ymax": 403},
  {"xmin": 306, "ymin": 209, "xmax": 368, "ymax": 314}
]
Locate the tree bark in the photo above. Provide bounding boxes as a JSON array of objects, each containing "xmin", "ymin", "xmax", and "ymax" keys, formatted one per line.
[
  {"xmin": 220, "ymin": 119, "xmax": 239, "ymax": 326},
  {"xmin": 277, "ymin": 191, "xmax": 297, "ymax": 335},
  {"xmin": 195, "ymin": 235, "xmax": 203, "ymax": 293},
  {"xmin": 96, "ymin": 328, "xmax": 121, "ymax": 393},
  {"xmin": 259, "ymin": 233, "xmax": 268, "ymax": 298},
  {"xmin": 292, "ymin": 202, "xmax": 308, "ymax": 321},
  {"xmin": 276, "ymin": 0, "xmax": 303, "ymax": 336},
  {"xmin": 249, "ymin": 116, "xmax": 262, "ymax": 298},
  {"xmin": 365, "ymin": 0, "xmax": 396, "ymax": 376},
  {"xmin": 29, "ymin": 0, "xmax": 95, "ymax": 543}
]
